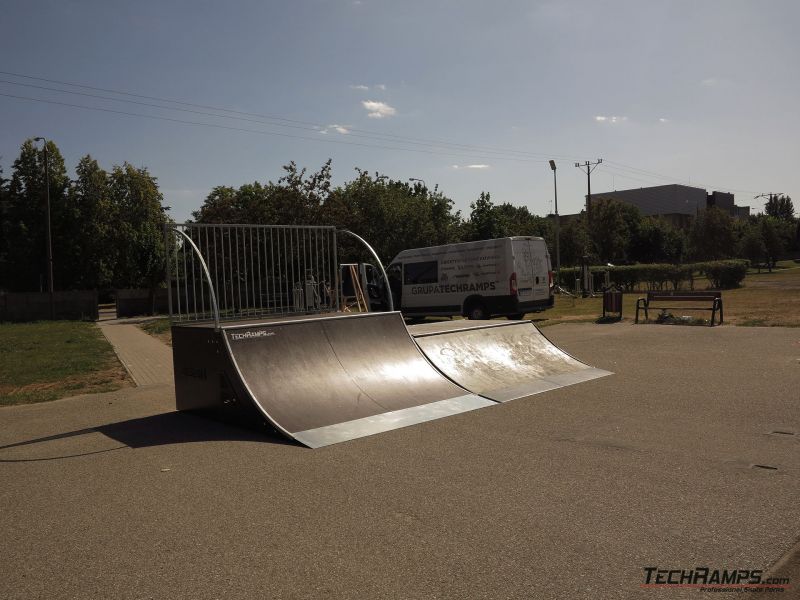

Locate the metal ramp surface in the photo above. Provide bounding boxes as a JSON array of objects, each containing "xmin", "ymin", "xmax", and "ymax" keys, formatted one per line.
[
  {"xmin": 172, "ymin": 312, "xmax": 493, "ymax": 448},
  {"xmin": 410, "ymin": 320, "xmax": 612, "ymax": 402}
]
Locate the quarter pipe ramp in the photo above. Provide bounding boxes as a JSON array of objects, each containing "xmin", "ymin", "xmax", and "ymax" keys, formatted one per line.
[
  {"xmin": 410, "ymin": 320, "xmax": 612, "ymax": 402},
  {"xmin": 172, "ymin": 312, "xmax": 493, "ymax": 448}
]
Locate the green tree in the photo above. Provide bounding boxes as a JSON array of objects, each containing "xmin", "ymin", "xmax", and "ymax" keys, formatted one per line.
[
  {"xmin": 588, "ymin": 198, "xmax": 631, "ymax": 263},
  {"xmin": 558, "ymin": 215, "xmax": 589, "ymax": 267},
  {"xmin": 466, "ymin": 192, "xmax": 507, "ymax": 240},
  {"xmin": 760, "ymin": 217, "xmax": 784, "ymax": 270},
  {"xmin": 3, "ymin": 139, "xmax": 69, "ymax": 291},
  {"xmin": 629, "ymin": 217, "xmax": 686, "ymax": 263},
  {"xmin": 764, "ymin": 194, "xmax": 794, "ymax": 220},
  {"xmin": 737, "ymin": 223, "xmax": 766, "ymax": 268},
  {"xmin": 109, "ymin": 163, "xmax": 170, "ymax": 290},
  {"xmin": 688, "ymin": 207, "xmax": 734, "ymax": 260},
  {"xmin": 65, "ymin": 156, "xmax": 115, "ymax": 289},
  {"xmin": 325, "ymin": 169, "xmax": 462, "ymax": 263}
]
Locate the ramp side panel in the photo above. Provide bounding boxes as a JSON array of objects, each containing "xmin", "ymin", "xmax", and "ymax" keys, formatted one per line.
[
  {"xmin": 225, "ymin": 321, "xmax": 385, "ymax": 434},
  {"xmin": 412, "ymin": 321, "xmax": 611, "ymax": 402}
]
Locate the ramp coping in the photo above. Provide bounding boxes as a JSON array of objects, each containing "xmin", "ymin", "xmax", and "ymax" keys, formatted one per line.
[
  {"xmin": 292, "ymin": 394, "xmax": 494, "ymax": 448},
  {"xmin": 410, "ymin": 320, "xmax": 531, "ymax": 338}
]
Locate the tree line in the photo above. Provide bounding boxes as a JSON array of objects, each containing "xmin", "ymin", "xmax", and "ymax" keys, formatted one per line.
[
  {"xmin": 0, "ymin": 139, "xmax": 168, "ymax": 293},
  {"xmin": 1, "ymin": 138, "xmax": 797, "ymax": 293}
]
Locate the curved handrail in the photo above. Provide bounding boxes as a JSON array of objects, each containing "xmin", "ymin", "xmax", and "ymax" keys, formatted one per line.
[
  {"xmin": 171, "ymin": 227, "xmax": 221, "ymax": 330},
  {"xmin": 337, "ymin": 229, "xmax": 394, "ymax": 312}
]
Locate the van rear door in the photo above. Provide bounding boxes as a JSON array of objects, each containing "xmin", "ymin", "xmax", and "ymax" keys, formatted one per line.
[{"xmin": 511, "ymin": 238, "xmax": 536, "ymax": 301}]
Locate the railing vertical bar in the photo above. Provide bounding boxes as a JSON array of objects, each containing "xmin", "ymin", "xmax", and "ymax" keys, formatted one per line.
[
  {"xmin": 199, "ymin": 227, "xmax": 207, "ymax": 318},
  {"xmin": 273, "ymin": 228, "xmax": 279, "ymax": 314},
  {"xmin": 173, "ymin": 230, "xmax": 180, "ymax": 320},
  {"xmin": 289, "ymin": 228, "xmax": 296, "ymax": 313},
  {"xmin": 257, "ymin": 227, "xmax": 263, "ymax": 313},
  {"xmin": 235, "ymin": 227, "xmax": 242, "ymax": 316},
  {"xmin": 182, "ymin": 228, "xmax": 189, "ymax": 320},
  {"xmin": 250, "ymin": 227, "xmax": 256, "ymax": 315},
  {"xmin": 164, "ymin": 224, "xmax": 173, "ymax": 321},
  {"xmin": 333, "ymin": 230, "xmax": 340, "ymax": 312},
  {"xmin": 213, "ymin": 226, "xmax": 220, "ymax": 318}
]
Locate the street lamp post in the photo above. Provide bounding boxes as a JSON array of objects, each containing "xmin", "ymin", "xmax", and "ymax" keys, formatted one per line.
[
  {"xmin": 549, "ymin": 160, "xmax": 560, "ymax": 288},
  {"xmin": 409, "ymin": 177, "xmax": 427, "ymax": 190},
  {"xmin": 33, "ymin": 137, "xmax": 54, "ymax": 320}
]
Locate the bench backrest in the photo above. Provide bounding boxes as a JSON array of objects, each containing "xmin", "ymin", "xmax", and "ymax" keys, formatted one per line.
[{"xmin": 646, "ymin": 290, "xmax": 722, "ymax": 302}]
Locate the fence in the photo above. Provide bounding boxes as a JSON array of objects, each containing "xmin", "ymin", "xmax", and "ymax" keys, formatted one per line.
[
  {"xmin": 0, "ymin": 290, "xmax": 98, "ymax": 321},
  {"xmin": 115, "ymin": 288, "xmax": 170, "ymax": 318},
  {"xmin": 166, "ymin": 224, "xmax": 340, "ymax": 326}
]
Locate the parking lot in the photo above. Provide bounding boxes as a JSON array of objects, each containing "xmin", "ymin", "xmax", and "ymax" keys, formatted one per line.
[{"xmin": 1, "ymin": 323, "xmax": 798, "ymax": 599}]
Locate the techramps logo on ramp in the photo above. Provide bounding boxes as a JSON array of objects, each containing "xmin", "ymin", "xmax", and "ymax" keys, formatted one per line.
[{"xmin": 230, "ymin": 329, "xmax": 276, "ymax": 342}]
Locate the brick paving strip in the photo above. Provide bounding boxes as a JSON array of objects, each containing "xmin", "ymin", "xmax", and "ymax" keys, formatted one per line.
[{"xmin": 97, "ymin": 320, "xmax": 173, "ymax": 386}]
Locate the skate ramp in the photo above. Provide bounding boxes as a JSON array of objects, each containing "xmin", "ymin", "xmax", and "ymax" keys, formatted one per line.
[
  {"xmin": 410, "ymin": 320, "xmax": 611, "ymax": 402},
  {"xmin": 213, "ymin": 312, "xmax": 493, "ymax": 447}
]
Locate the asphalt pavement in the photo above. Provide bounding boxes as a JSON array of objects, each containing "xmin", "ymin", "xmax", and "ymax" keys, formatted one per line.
[{"xmin": 1, "ymin": 323, "xmax": 798, "ymax": 599}]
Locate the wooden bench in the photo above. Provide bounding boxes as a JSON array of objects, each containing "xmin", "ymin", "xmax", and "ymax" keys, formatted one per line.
[{"xmin": 635, "ymin": 290, "xmax": 723, "ymax": 326}]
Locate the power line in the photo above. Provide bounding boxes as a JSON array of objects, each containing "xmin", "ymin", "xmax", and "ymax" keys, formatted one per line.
[
  {"xmin": 575, "ymin": 159, "xmax": 603, "ymax": 220},
  {"xmin": 0, "ymin": 70, "xmax": 582, "ymax": 162},
  {"xmin": 0, "ymin": 78, "xmax": 584, "ymax": 162},
  {"xmin": 0, "ymin": 70, "xmax": 771, "ymax": 196},
  {"xmin": 0, "ymin": 91, "xmax": 553, "ymax": 164}
]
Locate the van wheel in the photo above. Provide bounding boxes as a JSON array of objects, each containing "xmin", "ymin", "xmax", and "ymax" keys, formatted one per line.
[{"xmin": 466, "ymin": 302, "xmax": 489, "ymax": 320}]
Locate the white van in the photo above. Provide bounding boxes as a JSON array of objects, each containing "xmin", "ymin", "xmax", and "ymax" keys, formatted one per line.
[{"xmin": 386, "ymin": 237, "xmax": 554, "ymax": 320}]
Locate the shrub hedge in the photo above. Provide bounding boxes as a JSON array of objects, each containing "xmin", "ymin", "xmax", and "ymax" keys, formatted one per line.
[{"xmin": 554, "ymin": 260, "xmax": 749, "ymax": 290}]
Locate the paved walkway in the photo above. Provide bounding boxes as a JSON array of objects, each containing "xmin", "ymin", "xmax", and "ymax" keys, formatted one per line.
[{"xmin": 97, "ymin": 320, "xmax": 173, "ymax": 386}]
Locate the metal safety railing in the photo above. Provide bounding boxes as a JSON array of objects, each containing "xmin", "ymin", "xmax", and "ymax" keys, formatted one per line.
[{"xmin": 165, "ymin": 223, "xmax": 340, "ymax": 327}]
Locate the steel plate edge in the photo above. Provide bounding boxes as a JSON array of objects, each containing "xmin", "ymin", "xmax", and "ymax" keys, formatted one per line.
[{"xmin": 292, "ymin": 394, "xmax": 495, "ymax": 448}]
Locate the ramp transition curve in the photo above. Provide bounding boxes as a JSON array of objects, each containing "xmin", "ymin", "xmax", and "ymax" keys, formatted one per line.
[
  {"xmin": 172, "ymin": 312, "xmax": 493, "ymax": 448},
  {"xmin": 409, "ymin": 320, "xmax": 612, "ymax": 402}
]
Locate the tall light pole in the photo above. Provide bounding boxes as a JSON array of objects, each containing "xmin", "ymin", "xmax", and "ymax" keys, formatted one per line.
[
  {"xmin": 549, "ymin": 160, "xmax": 560, "ymax": 287},
  {"xmin": 33, "ymin": 137, "xmax": 55, "ymax": 319}
]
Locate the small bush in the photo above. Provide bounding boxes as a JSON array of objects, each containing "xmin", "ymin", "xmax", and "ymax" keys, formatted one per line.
[
  {"xmin": 696, "ymin": 259, "xmax": 749, "ymax": 289},
  {"xmin": 554, "ymin": 260, "xmax": 748, "ymax": 290}
]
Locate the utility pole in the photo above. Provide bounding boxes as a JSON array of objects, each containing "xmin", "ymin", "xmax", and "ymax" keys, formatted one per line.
[
  {"xmin": 574, "ymin": 159, "xmax": 603, "ymax": 221},
  {"xmin": 34, "ymin": 137, "xmax": 54, "ymax": 320},
  {"xmin": 754, "ymin": 192, "xmax": 783, "ymax": 216}
]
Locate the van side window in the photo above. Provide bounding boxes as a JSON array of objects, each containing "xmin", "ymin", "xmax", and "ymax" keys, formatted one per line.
[{"xmin": 403, "ymin": 261, "xmax": 438, "ymax": 285}]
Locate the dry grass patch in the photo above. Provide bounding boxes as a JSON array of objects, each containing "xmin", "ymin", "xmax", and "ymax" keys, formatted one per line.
[{"xmin": 0, "ymin": 321, "xmax": 131, "ymax": 405}]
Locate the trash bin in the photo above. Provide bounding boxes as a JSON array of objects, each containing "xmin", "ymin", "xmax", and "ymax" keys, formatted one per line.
[{"xmin": 602, "ymin": 285, "xmax": 623, "ymax": 320}]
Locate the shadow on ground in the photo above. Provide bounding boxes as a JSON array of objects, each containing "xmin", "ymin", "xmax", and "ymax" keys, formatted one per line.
[{"xmin": 0, "ymin": 411, "xmax": 292, "ymax": 462}]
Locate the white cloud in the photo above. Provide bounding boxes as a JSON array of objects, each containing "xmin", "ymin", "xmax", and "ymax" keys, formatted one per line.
[
  {"xmin": 350, "ymin": 84, "xmax": 369, "ymax": 90},
  {"xmin": 701, "ymin": 77, "xmax": 718, "ymax": 87},
  {"xmin": 375, "ymin": 84, "xmax": 387, "ymax": 91},
  {"xmin": 362, "ymin": 100, "xmax": 396, "ymax": 118},
  {"xmin": 659, "ymin": 117, "xmax": 669, "ymax": 123},
  {"xmin": 595, "ymin": 115, "xmax": 627, "ymax": 124},
  {"xmin": 452, "ymin": 164, "xmax": 490, "ymax": 170},
  {"xmin": 318, "ymin": 124, "xmax": 350, "ymax": 134}
]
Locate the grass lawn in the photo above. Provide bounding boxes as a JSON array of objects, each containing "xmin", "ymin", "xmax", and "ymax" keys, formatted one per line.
[
  {"xmin": 535, "ymin": 260, "xmax": 800, "ymax": 327},
  {"xmin": 139, "ymin": 318, "xmax": 172, "ymax": 346},
  {"xmin": 0, "ymin": 321, "xmax": 131, "ymax": 406}
]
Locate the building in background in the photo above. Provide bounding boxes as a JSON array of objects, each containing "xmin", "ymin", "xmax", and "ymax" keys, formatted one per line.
[{"xmin": 580, "ymin": 184, "xmax": 750, "ymax": 228}]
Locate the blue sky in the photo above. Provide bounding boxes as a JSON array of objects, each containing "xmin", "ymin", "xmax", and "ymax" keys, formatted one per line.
[{"xmin": 1, "ymin": 0, "xmax": 798, "ymax": 222}]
